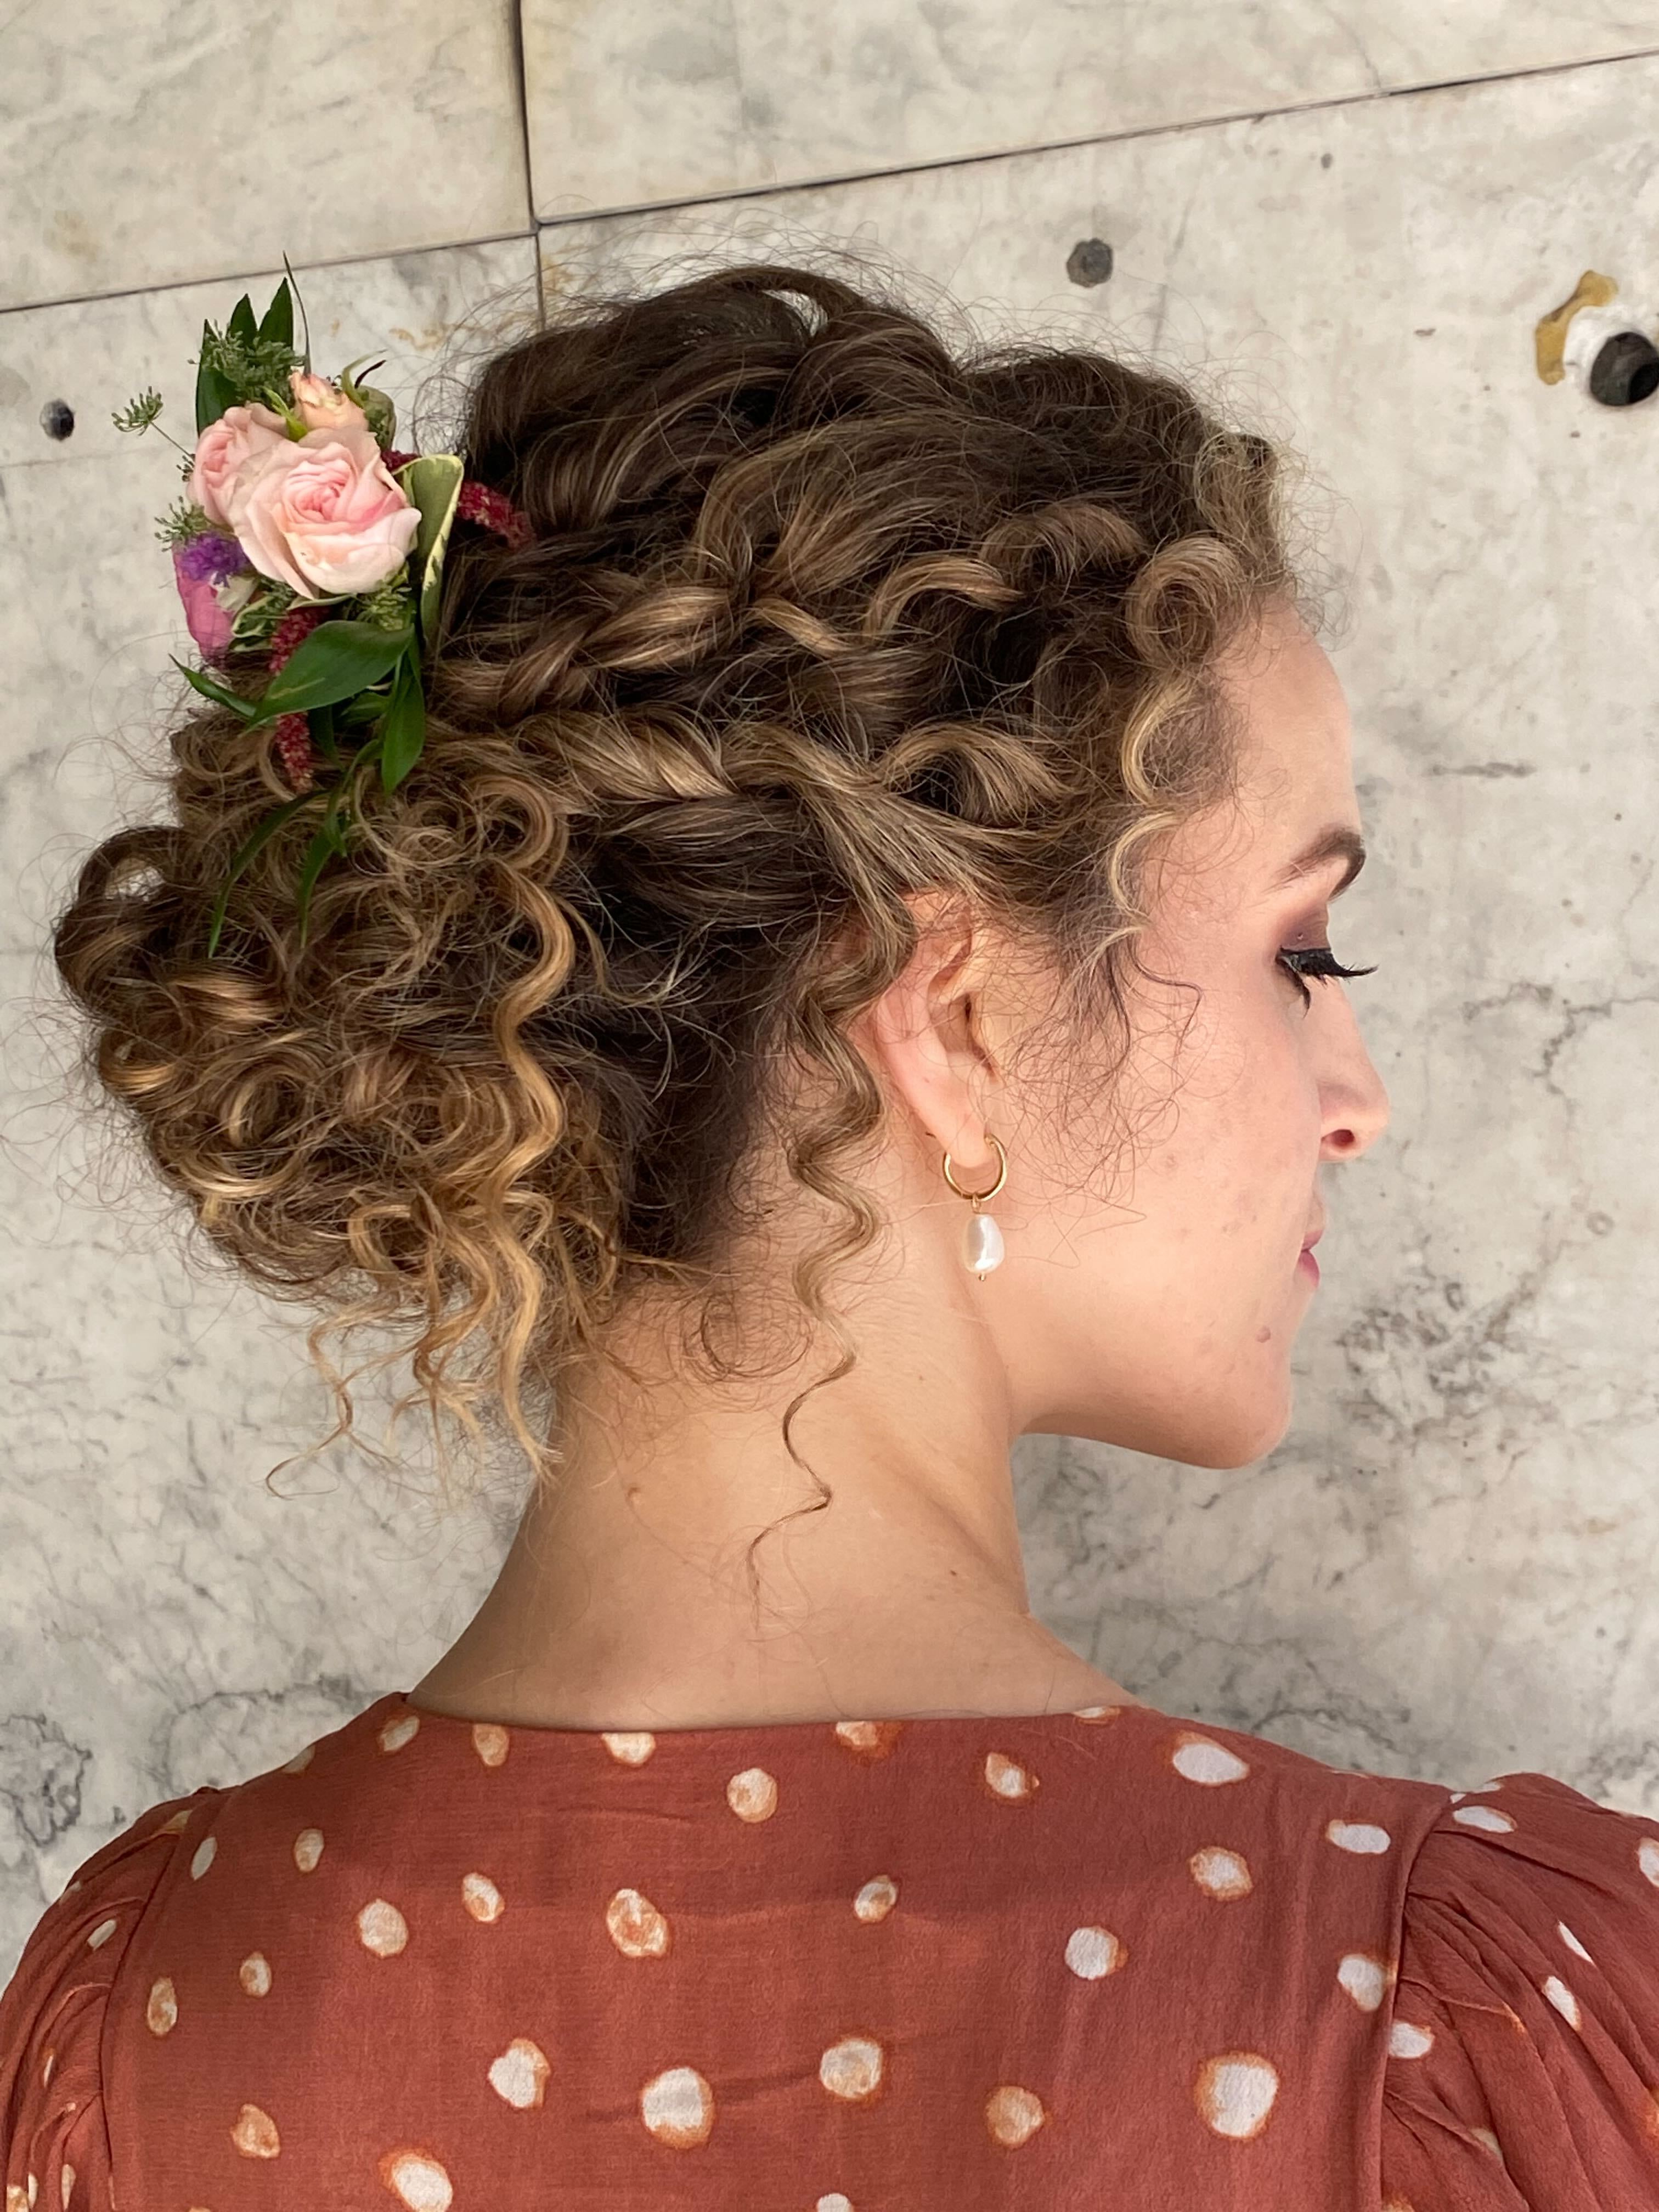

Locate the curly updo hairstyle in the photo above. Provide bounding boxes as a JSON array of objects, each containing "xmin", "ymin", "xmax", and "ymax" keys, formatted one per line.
[{"xmin": 53, "ymin": 261, "xmax": 1301, "ymax": 1485}]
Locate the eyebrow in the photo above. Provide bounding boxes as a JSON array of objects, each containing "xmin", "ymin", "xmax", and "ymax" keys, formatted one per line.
[{"xmin": 1272, "ymin": 825, "xmax": 1368, "ymax": 894}]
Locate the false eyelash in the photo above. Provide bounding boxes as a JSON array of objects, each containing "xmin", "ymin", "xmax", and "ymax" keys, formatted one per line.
[{"xmin": 1277, "ymin": 945, "xmax": 1378, "ymax": 1008}]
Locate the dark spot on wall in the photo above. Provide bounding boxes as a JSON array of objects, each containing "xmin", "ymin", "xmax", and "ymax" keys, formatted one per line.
[
  {"xmin": 1066, "ymin": 238, "xmax": 1114, "ymax": 287},
  {"xmin": 1588, "ymin": 330, "xmax": 1659, "ymax": 408},
  {"xmin": 1321, "ymin": 152, "xmax": 1333, "ymax": 168},
  {"xmin": 40, "ymin": 399, "xmax": 75, "ymax": 440}
]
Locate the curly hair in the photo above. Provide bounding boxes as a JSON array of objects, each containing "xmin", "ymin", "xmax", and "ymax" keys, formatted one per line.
[{"xmin": 52, "ymin": 262, "xmax": 1303, "ymax": 1493}]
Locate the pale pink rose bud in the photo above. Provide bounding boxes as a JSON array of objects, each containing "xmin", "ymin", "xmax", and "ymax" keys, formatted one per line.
[
  {"xmin": 289, "ymin": 370, "xmax": 369, "ymax": 437},
  {"xmin": 189, "ymin": 404, "xmax": 291, "ymax": 529},
  {"xmin": 227, "ymin": 425, "xmax": 420, "ymax": 599}
]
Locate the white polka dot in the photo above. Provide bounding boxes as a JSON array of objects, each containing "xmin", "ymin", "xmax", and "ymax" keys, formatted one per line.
[
  {"xmin": 1337, "ymin": 1953, "xmax": 1391, "ymax": 2012},
  {"xmin": 280, "ymin": 1743, "xmax": 315, "ymax": 1774},
  {"xmin": 358, "ymin": 1899, "xmax": 409, "ymax": 1956},
  {"xmin": 378, "ymin": 2148, "xmax": 454, "ymax": 2210},
  {"xmin": 640, "ymin": 2065, "xmax": 714, "ymax": 2147},
  {"xmin": 1638, "ymin": 1835, "xmax": 1659, "ymax": 1887},
  {"xmin": 85, "ymin": 1917, "xmax": 118, "ymax": 1952},
  {"xmin": 377, "ymin": 1712, "xmax": 421, "ymax": 1755},
  {"xmin": 607, "ymin": 1887, "xmax": 670, "ymax": 1957},
  {"xmin": 984, "ymin": 2085, "xmax": 1046, "ymax": 2146},
  {"xmin": 1194, "ymin": 2052, "xmax": 1278, "ymax": 2138},
  {"xmin": 1189, "ymin": 1846, "xmax": 1252, "ymax": 1900},
  {"xmin": 602, "ymin": 1730, "xmax": 656, "ymax": 1765},
  {"xmin": 1451, "ymin": 1804, "xmax": 1515, "ymax": 1834},
  {"xmin": 488, "ymin": 2036, "xmax": 551, "ymax": 2108},
  {"xmin": 293, "ymin": 1827, "xmax": 324, "ymax": 1873},
  {"xmin": 1171, "ymin": 1734, "xmax": 1251, "ymax": 1786},
  {"xmin": 983, "ymin": 1751, "xmax": 1039, "ymax": 1802},
  {"xmin": 232, "ymin": 2104, "xmax": 280, "ymax": 2159},
  {"xmin": 56, "ymin": 2170, "xmax": 71, "ymax": 2212},
  {"xmin": 472, "ymin": 1723, "xmax": 510, "ymax": 1769},
  {"xmin": 816, "ymin": 2197, "xmax": 853, "ymax": 2212},
  {"xmin": 1326, "ymin": 1819, "xmax": 1392, "ymax": 1855},
  {"xmin": 1064, "ymin": 1925, "xmax": 1126, "ymax": 1980},
  {"xmin": 854, "ymin": 1876, "xmax": 898, "ymax": 1922},
  {"xmin": 190, "ymin": 1836, "xmax": 217, "ymax": 1881},
  {"xmin": 1543, "ymin": 1976, "xmax": 1582, "ymax": 2031},
  {"xmin": 833, "ymin": 1720, "xmax": 902, "ymax": 1760},
  {"xmin": 1472, "ymin": 2125, "xmax": 1504, "ymax": 2163},
  {"xmin": 1389, "ymin": 2020, "xmax": 1434, "ymax": 2060},
  {"xmin": 462, "ymin": 1871, "xmax": 504, "ymax": 1923},
  {"xmin": 727, "ymin": 1767, "xmax": 778, "ymax": 1821},
  {"xmin": 1071, "ymin": 1705, "xmax": 1122, "ymax": 1723},
  {"xmin": 1558, "ymin": 1921, "xmax": 1593, "ymax": 1962},
  {"xmin": 239, "ymin": 1953, "xmax": 272, "ymax": 1996},
  {"xmin": 41, "ymin": 2050, "xmax": 54, "ymax": 2090},
  {"xmin": 157, "ymin": 1809, "xmax": 191, "ymax": 1835},
  {"xmin": 820, "ymin": 2036, "xmax": 884, "ymax": 2101},
  {"xmin": 1381, "ymin": 2197, "xmax": 1417, "ymax": 2211},
  {"xmin": 1448, "ymin": 1780, "xmax": 1502, "ymax": 1800},
  {"xmin": 145, "ymin": 1978, "xmax": 178, "ymax": 2035}
]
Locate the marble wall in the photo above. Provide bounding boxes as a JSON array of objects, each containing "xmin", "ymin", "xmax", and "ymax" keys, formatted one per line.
[{"xmin": 5, "ymin": 3, "xmax": 1659, "ymax": 1973}]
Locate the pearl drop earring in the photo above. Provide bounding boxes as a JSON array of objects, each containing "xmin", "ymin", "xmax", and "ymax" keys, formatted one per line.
[{"xmin": 940, "ymin": 1133, "xmax": 1009, "ymax": 1277}]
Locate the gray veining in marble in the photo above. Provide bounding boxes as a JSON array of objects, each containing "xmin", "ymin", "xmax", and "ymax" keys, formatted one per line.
[
  {"xmin": 6, "ymin": 22, "xmax": 1659, "ymax": 1987},
  {"xmin": 524, "ymin": 0, "xmax": 1659, "ymax": 219},
  {"xmin": 0, "ymin": 1, "xmax": 529, "ymax": 311}
]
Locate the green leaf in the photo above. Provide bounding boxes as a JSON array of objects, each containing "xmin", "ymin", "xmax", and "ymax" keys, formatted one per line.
[
  {"xmin": 283, "ymin": 253, "xmax": 311, "ymax": 373},
  {"xmin": 307, "ymin": 699, "xmax": 342, "ymax": 768},
  {"xmin": 294, "ymin": 783, "xmax": 353, "ymax": 946},
  {"xmin": 227, "ymin": 295, "xmax": 258, "ymax": 345},
  {"xmin": 257, "ymin": 279, "xmax": 294, "ymax": 350},
  {"xmin": 246, "ymin": 620, "xmax": 414, "ymax": 727},
  {"xmin": 394, "ymin": 454, "xmax": 464, "ymax": 645},
  {"xmin": 206, "ymin": 792, "xmax": 319, "ymax": 956},
  {"xmin": 379, "ymin": 648, "xmax": 427, "ymax": 791},
  {"xmin": 194, "ymin": 325, "xmax": 237, "ymax": 435},
  {"xmin": 172, "ymin": 657, "xmax": 257, "ymax": 720}
]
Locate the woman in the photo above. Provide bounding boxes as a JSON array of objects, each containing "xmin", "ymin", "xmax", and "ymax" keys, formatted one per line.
[{"xmin": 3, "ymin": 264, "xmax": 1656, "ymax": 2210}]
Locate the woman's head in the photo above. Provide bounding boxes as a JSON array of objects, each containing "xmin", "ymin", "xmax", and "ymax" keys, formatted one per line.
[{"xmin": 52, "ymin": 261, "xmax": 1384, "ymax": 1486}]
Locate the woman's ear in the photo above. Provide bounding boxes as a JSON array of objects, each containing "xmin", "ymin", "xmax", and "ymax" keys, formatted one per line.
[{"xmin": 854, "ymin": 896, "xmax": 1004, "ymax": 1177}]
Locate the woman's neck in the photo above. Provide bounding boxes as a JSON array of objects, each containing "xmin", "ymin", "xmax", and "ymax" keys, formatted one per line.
[{"xmin": 409, "ymin": 1285, "xmax": 1136, "ymax": 1731}]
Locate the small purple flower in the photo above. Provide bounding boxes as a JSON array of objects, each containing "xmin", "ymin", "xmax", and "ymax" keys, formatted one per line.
[{"xmin": 173, "ymin": 529, "xmax": 249, "ymax": 585}]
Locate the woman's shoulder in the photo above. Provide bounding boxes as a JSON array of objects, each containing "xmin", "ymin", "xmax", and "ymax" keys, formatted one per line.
[
  {"xmin": 0, "ymin": 1780, "xmax": 227, "ymax": 2210},
  {"xmin": 1377, "ymin": 1763, "xmax": 1659, "ymax": 2207}
]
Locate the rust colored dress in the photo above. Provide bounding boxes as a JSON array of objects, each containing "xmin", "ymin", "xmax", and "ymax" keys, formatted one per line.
[{"xmin": 3, "ymin": 1689, "xmax": 1658, "ymax": 2210}]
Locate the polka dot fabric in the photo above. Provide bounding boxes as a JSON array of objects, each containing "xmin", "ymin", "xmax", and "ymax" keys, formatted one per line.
[{"xmin": 3, "ymin": 1694, "xmax": 1657, "ymax": 2209}]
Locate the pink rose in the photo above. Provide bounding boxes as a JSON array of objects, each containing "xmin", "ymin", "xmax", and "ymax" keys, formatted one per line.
[
  {"xmin": 189, "ymin": 404, "xmax": 290, "ymax": 529},
  {"xmin": 289, "ymin": 370, "xmax": 368, "ymax": 436},
  {"xmin": 228, "ymin": 422, "xmax": 419, "ymax": 598}
]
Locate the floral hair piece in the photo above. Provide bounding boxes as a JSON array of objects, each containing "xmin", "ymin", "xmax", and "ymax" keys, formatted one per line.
[{"xmin": 115, "ymin": 259, "xmax": 529, "ymax": 952}]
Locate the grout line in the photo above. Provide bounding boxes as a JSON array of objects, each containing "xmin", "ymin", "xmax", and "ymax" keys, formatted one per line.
[
  {"xmin": 7, "ymin": 37, "xmax": 1659, "ymax": 320},
  {"xmin": 532, "ymin": 37, "xmax": 1659, "ymax": 230},
  {"xmin": 505, "ymin": 0, "xmax": 544, "ymax": 326},
  {"xmin": 0, "ymin": 230, "xmax": 540, "ymax": 321}
]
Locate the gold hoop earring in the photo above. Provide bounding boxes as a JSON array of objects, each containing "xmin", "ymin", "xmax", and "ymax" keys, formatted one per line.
[{"xmin": 940, "ymin": 1132, "xmax": 1008, "ymax": 1277}]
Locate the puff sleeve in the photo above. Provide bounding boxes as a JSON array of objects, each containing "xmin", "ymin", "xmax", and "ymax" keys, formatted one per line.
[
  {"xmin": 1, "ymin": 1788, "xmax": 219, "ymax": 2212},
  {"xmin": 1380, "ymin": 1770, "xmax": 1659, "ymax": 2211}
]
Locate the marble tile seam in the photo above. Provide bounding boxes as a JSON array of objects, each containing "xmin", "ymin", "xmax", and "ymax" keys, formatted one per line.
[
  {"xmin": 0, "ymin": 230, "xmax": 543, "ymax": 326},
  {"xmin": 506, "ymin": 0, "xmax": 544, "ymax": 327},
  {"xmin": 529, "ymin": 36, "xmax": 1659, "ymax": 231}
]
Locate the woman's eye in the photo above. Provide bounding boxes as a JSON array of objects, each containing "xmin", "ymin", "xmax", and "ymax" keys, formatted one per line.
[{"xmin": 1276, "ymin": 945, "xmax": 1378, "ymax": 1008}]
